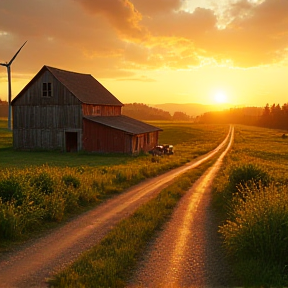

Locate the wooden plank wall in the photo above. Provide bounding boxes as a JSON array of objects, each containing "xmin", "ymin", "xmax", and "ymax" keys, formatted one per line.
[
  {"xmin": 13, "ymin": 70, "xmax": 81, "ymax": 106},
  {"xmin": 83, "ymin": 119, "xmax": 159, "ymax": 154},
  {"xmin": 13, "ymin": 128, "xmax": 82, "ymax": 150},
  {"xmin": 131, "ymin": 131, "xmax": 159, "ymax": 154},
  {"xmin": 82, "ymin": 104, "xmax": 121, "ymax": 116},
  {"xmin": 83, "ymin": 119, "xmax": 129, "ymax": 153},
  {"xmin": 12, "ymin": 70, "xmax": 83, "ymax": 150}
]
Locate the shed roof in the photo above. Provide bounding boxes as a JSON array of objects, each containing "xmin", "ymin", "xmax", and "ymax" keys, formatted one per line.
[
  {"xmin": 84, "ymin": 115, "xmax": 162, "ymax": 135},
  {"xmin": 12, "ymin": 65, "xmax": 123, "ymax": 106}
]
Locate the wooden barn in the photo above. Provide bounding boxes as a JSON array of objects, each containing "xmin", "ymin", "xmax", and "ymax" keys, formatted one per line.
[{"xmin": 11, "ymin": 65, "xmax": 162, "ymax": 153}]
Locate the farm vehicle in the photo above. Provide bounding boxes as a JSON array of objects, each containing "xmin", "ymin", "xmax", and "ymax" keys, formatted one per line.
[{"xmin": 149, "ymin": 144, "xmax": 174, "ymax": 156}]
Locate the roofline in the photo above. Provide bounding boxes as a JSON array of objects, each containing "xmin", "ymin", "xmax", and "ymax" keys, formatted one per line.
[
  {"xmin": 83, "ymin": 116, "xmax": 136, "ymax": 135},
  {"xmin": 12, "ymin": 65, "xmax": 124, "ymax": 106},
  {"xmin": 12, "ymin": 65, "xmax": 46, "ymax": 105},
  {"xmin": 45, "ymin": 66, "xmax": 123, "ymax": 106},
  {"xmin": 83, "ymin": 116, "xmax": 162, "ymax": 135}
]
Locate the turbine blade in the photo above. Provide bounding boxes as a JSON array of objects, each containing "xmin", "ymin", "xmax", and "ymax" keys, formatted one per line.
[
  {"xmin": 8, "ymin": 41, "xmax": 27, "ymax": 66},
  {"xmin": 0, "ymin": 63, "xmax": 8, "ymax": 67}
]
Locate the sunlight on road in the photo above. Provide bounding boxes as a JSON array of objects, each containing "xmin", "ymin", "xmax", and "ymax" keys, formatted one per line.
[{"xmin": 166, "ymin": 127, "xmax": 234, "ymax": 287}]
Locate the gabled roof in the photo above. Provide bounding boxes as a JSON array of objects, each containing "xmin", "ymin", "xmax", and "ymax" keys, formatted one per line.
[
  {"xmin": 84, "ymin": 115, "xmax": 162, "ymax": 135},
  {"xmin": 12, "ymin": 65, "xmax": 123, "ymax": 106}
]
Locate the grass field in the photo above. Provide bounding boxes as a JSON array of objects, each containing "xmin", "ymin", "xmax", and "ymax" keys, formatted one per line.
[
  {"xmin": 0, "ymin": 118, "xmax": 227, "ymax": 168},
  {"xmin": 50, "ymin": 154, "xmax": 219, "ymax": 288},
  {"xmin": 0, "ymin": 118, "xmax": 229, "ymax": 244},
  {"xmin": 2, "ymin": 120, "xmax": 288, "ymax": 286},
  {"xmin": 212, "ymin": 125, "xmax": 288, "ymax": 287}
]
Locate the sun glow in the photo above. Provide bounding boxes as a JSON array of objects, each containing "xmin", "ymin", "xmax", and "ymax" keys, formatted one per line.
[{"xmin": 214, "ymin": 91, "xmax": 228, "ymax": 104}]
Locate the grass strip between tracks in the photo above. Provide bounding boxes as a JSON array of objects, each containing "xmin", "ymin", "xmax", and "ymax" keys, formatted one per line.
[{"xmin": 49, "ymin": 154, "xmax": 220, "ymax": 288}]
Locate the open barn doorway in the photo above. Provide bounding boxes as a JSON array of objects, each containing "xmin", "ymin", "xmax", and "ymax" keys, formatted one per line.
[{"xmin": 65, "ymin": 132, "xmax": 78, "ymax": 152}]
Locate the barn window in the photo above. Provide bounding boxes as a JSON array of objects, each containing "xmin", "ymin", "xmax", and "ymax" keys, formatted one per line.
[{"xmin": 42, "ymin": 82, "xmax": 52, "ymax": 97}]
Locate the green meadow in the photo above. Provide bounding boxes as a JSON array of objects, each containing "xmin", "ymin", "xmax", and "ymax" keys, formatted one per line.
[
  {"xmin": 2, "ymin": 119, "xmax": 288, "ymax": 287},
  {"xmin": 0, "ymin": 119, "xmax": 227, "ymax": 168},
  {"xmin": 51, "ymin": 124, "xmax": 288, "ymax": 288},
  {"xmin": 0, "ymin": 118, "xmax": 228, "ymax": 243}
]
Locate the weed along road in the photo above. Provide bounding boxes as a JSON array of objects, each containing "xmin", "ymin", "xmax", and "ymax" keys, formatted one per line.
[
  {"xmin": 0, "ymin": 127, "xmax": 233, "ymax": 288},
  {"xmin": 128, "ymin": 126, "xmax": 234, "ymax": 288}
]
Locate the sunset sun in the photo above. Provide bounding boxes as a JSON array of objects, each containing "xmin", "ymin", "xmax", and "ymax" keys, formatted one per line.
[{"xmin": 214, "ymin": 91, "xmax": 228, "ymax": 104}]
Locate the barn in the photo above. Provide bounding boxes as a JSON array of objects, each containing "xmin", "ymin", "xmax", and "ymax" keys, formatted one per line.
[{"xmin": 11, "ymin": 65, "xmax": 162, "ymax": 153}]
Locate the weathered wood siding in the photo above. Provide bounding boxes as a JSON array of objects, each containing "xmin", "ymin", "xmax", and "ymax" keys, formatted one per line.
[
  {"xmin": 83, "ymin": 119, "xmax": 129, "ymax": 153},
  {"xmin": 131, "ymin": 131, "xmax": 159, "ymax": 154},
  {"xmin": 83, "ymin": 119, "xmax": 159, "ymax": 154},
  {"xmin": 12, "ymin": 70, "xmax": 83, "ymax": 150},
  {"xmin": 82, "ymin": 104, "xmax": 121, "ymax": 116},
  {"xmin": 13, "ymin": 70, "xmax": 81, "ymax": 106}
]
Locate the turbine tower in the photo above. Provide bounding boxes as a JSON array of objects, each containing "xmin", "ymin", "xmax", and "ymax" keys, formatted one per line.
[{"xmin": 0, "ymin": 41, "xmax": 27, "ymax": 130}]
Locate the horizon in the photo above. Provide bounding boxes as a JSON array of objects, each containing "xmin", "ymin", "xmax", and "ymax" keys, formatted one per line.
[{"xmin": 1, "ymin": 0, "xmax": 288, "ymax": 107}]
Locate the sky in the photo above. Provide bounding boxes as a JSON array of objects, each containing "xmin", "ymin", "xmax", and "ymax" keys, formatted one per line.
[{"xmin": 0, "ymin": 0, "xmax": 287, "ymax": 107}]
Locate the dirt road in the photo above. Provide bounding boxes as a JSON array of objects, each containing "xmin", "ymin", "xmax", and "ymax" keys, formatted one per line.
[
  {"xmin": 128, "ymin": 126, "xmax": 234, "ymax": 288},
  {"xmin": 0, "ymin": 126, "xmax": 233, "ymax": 288}
]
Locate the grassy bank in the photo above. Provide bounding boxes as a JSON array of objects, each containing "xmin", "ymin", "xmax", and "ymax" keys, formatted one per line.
[
  {"xmin": 212, "ymin": 125, "xmax": 288, "ymax": 287},
  {"xmin": 49, "ymin": 154, "xmax": 219, "ymax": 287}
]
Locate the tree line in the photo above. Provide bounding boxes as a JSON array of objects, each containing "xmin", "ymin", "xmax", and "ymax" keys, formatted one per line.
[
  {"xmin": 259, "ymin": 103, "xmax": 288, "ymax": 130},
  {"xmin": 122, "ymin": 103, "xmax": 193, "ymax": 121},
  {"xmin": 196, "ymin": 103, "xmax": 288, "ymax": 131}
]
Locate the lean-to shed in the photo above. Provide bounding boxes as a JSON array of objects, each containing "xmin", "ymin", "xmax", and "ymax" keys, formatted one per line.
[{"xmin": 11, "ymin": 65, "xmax": 162, "ymax": 153}]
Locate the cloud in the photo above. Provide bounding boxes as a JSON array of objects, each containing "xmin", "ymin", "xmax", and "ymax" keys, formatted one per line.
[
  {"xmin": 131, "ymin": 0, "xmax": 181, "ymax": 15},
  {"xmin": 134, "ymin": 0, "xmax": 288, "ymax": 67},
  {"xmin": 76, "ymin": 0, "xmax": 148, "ymax": 40},
  {"xmin": 0, "ymin": 0, "xmax": 288, "ymax": 81},
  {"xmin": 142, "ymin": 7, "xmax": 217, "ymax": 39},
  {"xmin": 0, "ymin": 0, "xmax": 131, "ymax": 76},
  {"xmin": 203, "ymin": 0, "xmax": 288, "ymax": 66}
]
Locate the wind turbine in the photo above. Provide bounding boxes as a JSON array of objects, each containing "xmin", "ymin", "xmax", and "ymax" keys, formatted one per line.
[{"xmin": 0, "ymin": 41, "xmax": 27, "ymax": 130}]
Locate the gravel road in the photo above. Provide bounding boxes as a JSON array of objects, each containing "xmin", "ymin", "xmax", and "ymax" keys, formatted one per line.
[
  {"xmin": 0, "ymin": 127, "xmax": 233, "ymax": 288},
  {"xmin": 127, "ymin": 126, "xmax": 235, "ymax": 288}
]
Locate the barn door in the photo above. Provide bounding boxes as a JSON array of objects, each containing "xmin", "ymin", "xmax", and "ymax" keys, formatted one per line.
[{"xmin": 65, "ymin": 132, "xmax": 78, "ymax": 152}]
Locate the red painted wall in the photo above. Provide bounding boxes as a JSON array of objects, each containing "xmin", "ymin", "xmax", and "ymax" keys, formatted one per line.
[{"xmin": 83, "ymin": 119, "xmax": 159, "ymax": 154}]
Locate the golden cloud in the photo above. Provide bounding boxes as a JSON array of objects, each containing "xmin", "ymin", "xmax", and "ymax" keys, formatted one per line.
[{"xmin": 0, "ymin": 0, "xmax": 288, "ymax": 79}]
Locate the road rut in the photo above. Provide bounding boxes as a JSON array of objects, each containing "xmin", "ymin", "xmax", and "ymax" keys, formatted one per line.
[
  {"xmin": 128, "ymin": 126, "xmax": 234, "ymax": 288},
  {"xmin": 0, "ymin": 127, "xmax": 232, "ymax": 288}
]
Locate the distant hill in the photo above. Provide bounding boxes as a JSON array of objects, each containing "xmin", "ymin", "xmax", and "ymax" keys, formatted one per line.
[
  {"xmin": 196, "ymin": 106, "xmax": 264, "ymax": 125},
  {"xmin": 123, "ymin": 103, "xmax": 172, "ymax": 120},
  {"xmin": 122, "ymin": 103, "xmax": 192, "ymax": 121},
  {"xmin": 150, "ymin": 103, "xmax": 231, "ymax": 117}
]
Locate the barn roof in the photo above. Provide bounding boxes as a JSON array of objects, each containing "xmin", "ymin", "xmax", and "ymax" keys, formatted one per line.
[
  {"xmin": 12, "ymin": 65, "xmax": 123, "ymax": 106},
  {"xmin": 84, "ymin": 115, "xmax": 162, "ymax": 135}
]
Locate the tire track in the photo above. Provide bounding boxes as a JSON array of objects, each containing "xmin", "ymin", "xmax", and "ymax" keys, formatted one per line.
[{"xmin": 127, "ymin": 127, "xmax": 234, "ymax": 288}]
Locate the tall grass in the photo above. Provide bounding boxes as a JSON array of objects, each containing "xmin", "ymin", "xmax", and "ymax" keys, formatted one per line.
[
  {"xmin": 220, "ymin": 183, "xmax": 288, "ymax": 263},
  {"xmin": 0, "ymin": 160, "xmax": 182, "ymax": 240},
  {"xmin": 49, "ymin": 156, "xmax": 217, "ymax": 288},
  {"xmin": 212, "ymin": 125, "xmax": 288, "ymax": 286}
]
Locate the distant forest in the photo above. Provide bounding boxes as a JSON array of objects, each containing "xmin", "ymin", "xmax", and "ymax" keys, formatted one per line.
[
  {"xmin": 196, "ymin": 103, "xmax": 288, "ymax": 131},
  {"xmin": 1, "ymin": 100, "xmax": 288, "ymax": 131},
  {"xmin": 122, "ymin": 103, "xmax": 193, "ymax": 121}
]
